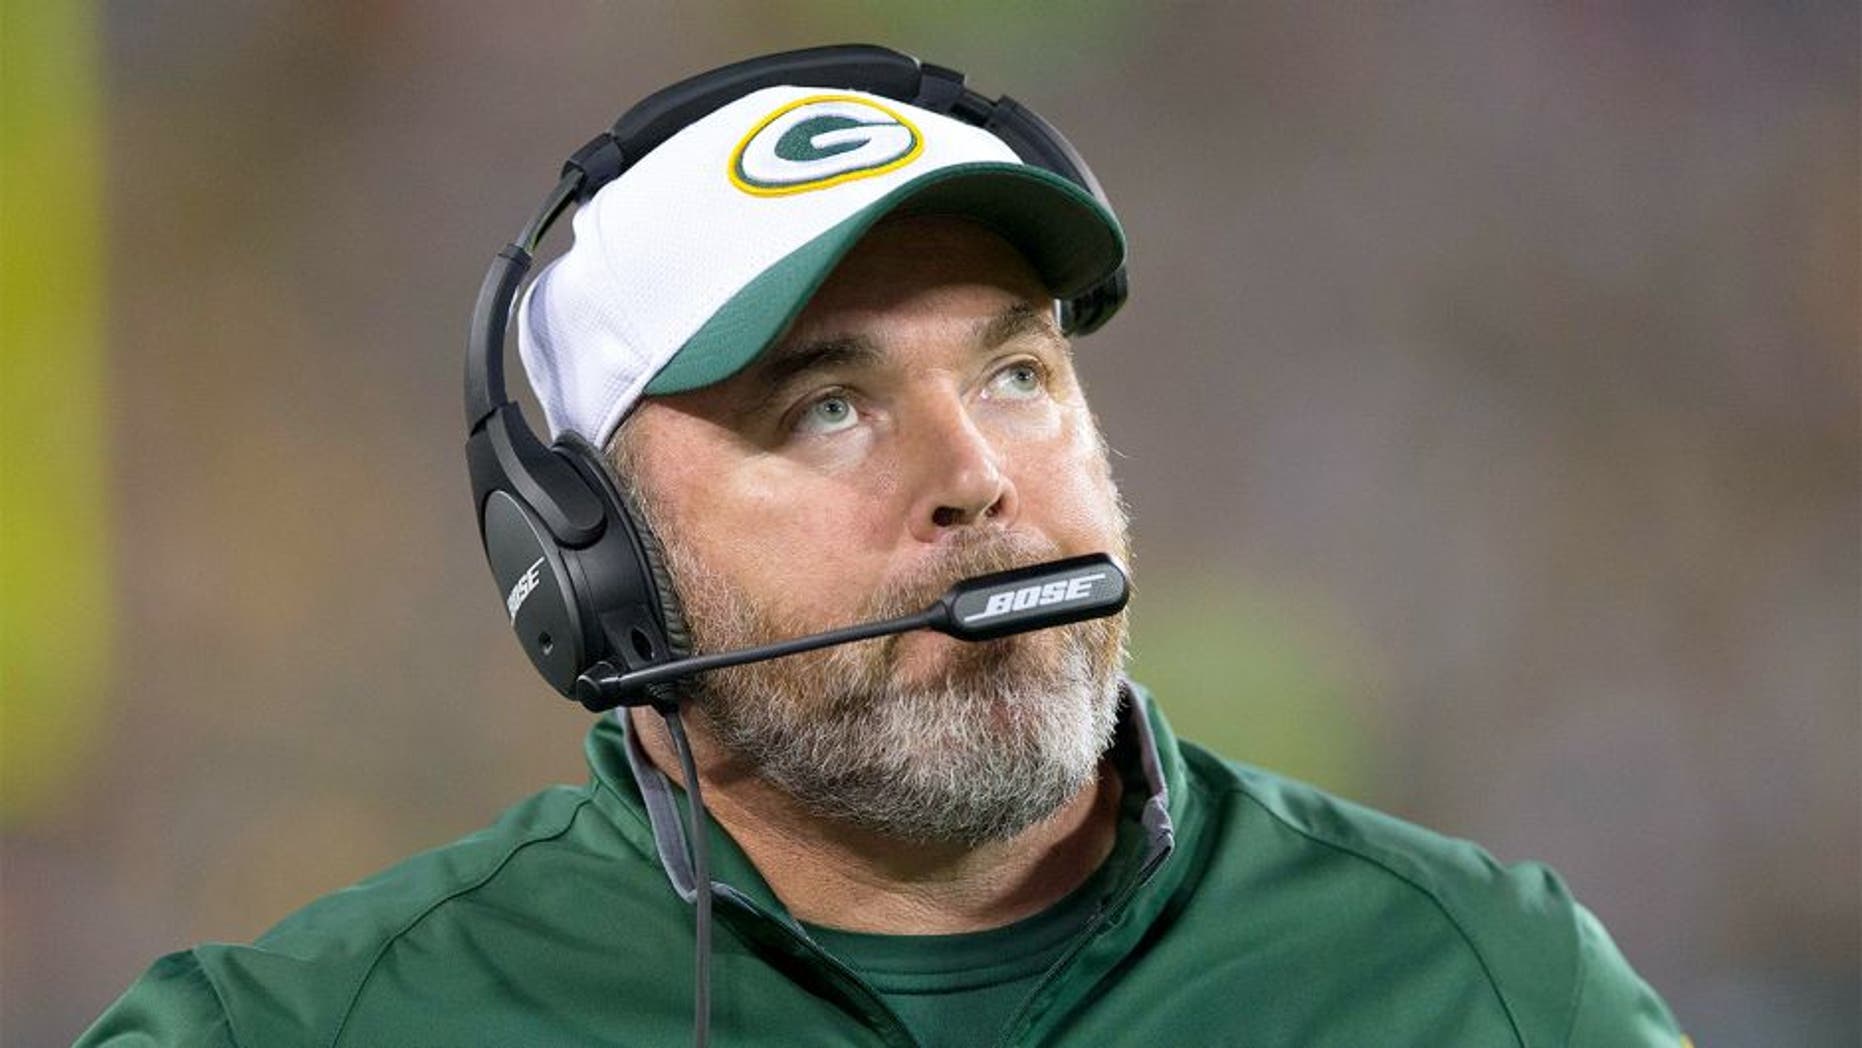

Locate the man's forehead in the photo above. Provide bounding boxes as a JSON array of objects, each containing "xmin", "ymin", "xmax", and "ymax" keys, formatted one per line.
[
  {"xmin": 756, "ymin": 214, "xmax": 1055, "ymax": 344},
  {"xmin": 753, "ymin": 301, "xmax": 1063, "ymax": 382}
]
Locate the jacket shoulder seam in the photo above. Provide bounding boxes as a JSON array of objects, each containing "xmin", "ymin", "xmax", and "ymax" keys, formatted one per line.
[
  {"xmin": 1558, "ymin": 905, "xmax": 1597, "ymax": 1047},
  {"xmin": 184, "ymin": 947, "xmax": 249, "ymax": 1048},
  {"xmin": 324, "ymin": 787, "xmax": 598, "ymax": 1048},
  {"xmin": 1215, "ymin": 778, "xmax": 1531, "ymax": 1047},
  {"xmin": 1561, "ymin": 935, "xmax": 1589, "ymax": 1047}
]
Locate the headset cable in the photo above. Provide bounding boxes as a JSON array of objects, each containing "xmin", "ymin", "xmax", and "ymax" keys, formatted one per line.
[{"xmin": 660, "ymin": 706, "xmax": 713, "ymax": 1048}]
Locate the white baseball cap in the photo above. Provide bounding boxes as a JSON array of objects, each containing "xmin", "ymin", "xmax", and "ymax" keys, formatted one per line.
[{"xmin": 516, "ymin": 84, "xmax": 1126, "ymax": 449}]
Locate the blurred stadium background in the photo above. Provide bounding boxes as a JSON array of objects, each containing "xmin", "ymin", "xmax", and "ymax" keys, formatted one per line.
[{"xmin": 3, "ymin": 2, "xmax": 1856, "ymax": 1043}]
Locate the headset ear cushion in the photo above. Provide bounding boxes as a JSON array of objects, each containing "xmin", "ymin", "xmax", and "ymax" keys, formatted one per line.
[
  {"xmin": 614, "ymin": 483, "xmax": 693, "ymax": 662},
  {"xmin": 553, "ymin": 431, "xmax": 694, "ymax": 665}
]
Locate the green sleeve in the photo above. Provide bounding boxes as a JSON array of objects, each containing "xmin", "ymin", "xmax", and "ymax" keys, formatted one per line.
[
  {"xmin": 72, "ymin": 951, "xmax": 240, "ymax": 1048},
  {"xmin": 1565, "ymin": 904, "xmax": 1690, "ymax": 1048}
]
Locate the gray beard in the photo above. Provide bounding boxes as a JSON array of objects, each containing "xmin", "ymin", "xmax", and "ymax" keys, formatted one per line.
[{"xmin": 659, "ymin": 526, "xmax": 1129, "ymax": 846}]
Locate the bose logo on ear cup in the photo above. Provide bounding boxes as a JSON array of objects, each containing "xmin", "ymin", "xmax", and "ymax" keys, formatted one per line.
[
  {"xmin": 506, "ymin": 556, "xmax": 545, "ymax": 622},
  {"xmin": 963, "ymin": 572, "xmax": 1108, "ymax": 624}
]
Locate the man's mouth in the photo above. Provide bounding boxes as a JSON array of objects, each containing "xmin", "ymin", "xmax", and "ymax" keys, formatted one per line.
[{"xmin": 870, "ymin": 534, "xmax": 1066, "ymax": 623}]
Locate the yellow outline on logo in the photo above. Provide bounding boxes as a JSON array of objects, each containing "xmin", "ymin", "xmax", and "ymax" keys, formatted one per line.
[{"xmin": 728, "ymin": 94, "xmax": 925, "ymax": 197}]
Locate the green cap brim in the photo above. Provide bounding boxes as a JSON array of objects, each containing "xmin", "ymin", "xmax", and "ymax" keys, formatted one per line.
[{"xmin": 644, "ymin": 162, "xmax": 1125, "ymax": 395}]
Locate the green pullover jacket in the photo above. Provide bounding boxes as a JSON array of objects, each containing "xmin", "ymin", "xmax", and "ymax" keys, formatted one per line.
[{"xmin": 78, "ymin": 685, "xmax": 1686, "ymax": 1046}]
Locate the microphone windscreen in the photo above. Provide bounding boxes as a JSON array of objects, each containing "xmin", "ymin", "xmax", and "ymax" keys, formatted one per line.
[{"xmin": 932, "ymin": 553, "xmax": 1128, "ymax": 641}]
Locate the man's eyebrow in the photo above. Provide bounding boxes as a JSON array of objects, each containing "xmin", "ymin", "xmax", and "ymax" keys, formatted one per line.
[
  {"xmin": 976, "ymin": 302, "xmax": 1067, "ymax": 351},
  {"xmin": 739, "ymin": 334, "xmax": 885, "ymax": 416}
]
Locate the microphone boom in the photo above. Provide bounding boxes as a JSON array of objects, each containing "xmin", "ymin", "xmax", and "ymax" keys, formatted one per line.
[{"xmin": 573, "ymin": 553, "xmax": 1128, "ymax": 710}]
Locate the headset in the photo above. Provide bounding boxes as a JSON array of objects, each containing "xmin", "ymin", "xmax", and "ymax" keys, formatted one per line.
[{"xmin": 464, "ymin": 43, "xmax": 1130, "ymax": 714}]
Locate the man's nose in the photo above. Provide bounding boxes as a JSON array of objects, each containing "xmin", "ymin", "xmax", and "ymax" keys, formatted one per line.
[{"xmin": 905, "ymin": 396, "xmax": 1019, "ymax": 542}]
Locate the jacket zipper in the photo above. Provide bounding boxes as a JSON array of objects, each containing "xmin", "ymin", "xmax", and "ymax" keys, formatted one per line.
[
  {"xmin": 989, "ymin": 841, "xmax": 1174, "ymax": 1048},
  {"xmin": 714, "ymin": 883, "xmax": 926, "ymax": 1048}
]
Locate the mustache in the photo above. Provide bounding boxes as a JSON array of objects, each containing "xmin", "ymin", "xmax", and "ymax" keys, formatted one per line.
[{"xmin": 860, "ymin": 529, "xmax": 1066, "ymax": 624}]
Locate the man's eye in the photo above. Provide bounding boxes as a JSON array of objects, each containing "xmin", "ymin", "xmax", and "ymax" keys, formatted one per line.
[
  {"xmin": 988, "ymin": 361, "xmax": 1045, "ymax": 399},
  {"xmin": 795, "ymin": 393, "xmax": 859, "ymax": 434}
]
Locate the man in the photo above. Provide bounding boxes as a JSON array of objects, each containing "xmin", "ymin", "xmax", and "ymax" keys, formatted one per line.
[{"xmin": 80, "ymin": 56, "xmax": 1687, "ymax": 1047}]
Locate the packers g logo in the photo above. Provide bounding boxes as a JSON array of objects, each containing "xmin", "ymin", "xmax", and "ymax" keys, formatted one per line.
[{"xmin": 729, "ymin": 95, "xmax": 923, "ymax": 196}]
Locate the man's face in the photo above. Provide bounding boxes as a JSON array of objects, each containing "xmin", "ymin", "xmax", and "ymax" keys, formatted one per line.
[{"xmin": 616, "ymin": 215, "xmax": 1130, "ymax": 844}]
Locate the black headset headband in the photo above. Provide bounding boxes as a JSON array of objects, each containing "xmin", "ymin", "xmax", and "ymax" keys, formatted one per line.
[
  {"xmin": 566, "ymin": 45, "xmax": 1114, "ymax": 214},
  {"xmin": 464, "ymin": 44, "xmax": 1128, "ymax": 708}
]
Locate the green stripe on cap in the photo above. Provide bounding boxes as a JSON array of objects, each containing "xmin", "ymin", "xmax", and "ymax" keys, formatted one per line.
[{"xmin": 645, "ymin": 162, "xmax": 1124, "ymax": 395}]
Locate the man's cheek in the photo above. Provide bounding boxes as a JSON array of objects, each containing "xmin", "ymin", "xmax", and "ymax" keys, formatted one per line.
[
  {"xmin": 1026, "ymin": 450, "xmax": 1119, "ymax": 531},
  {"xmin": 760, "ymin": 533, "xmax": 878, "ymax": 617}
]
